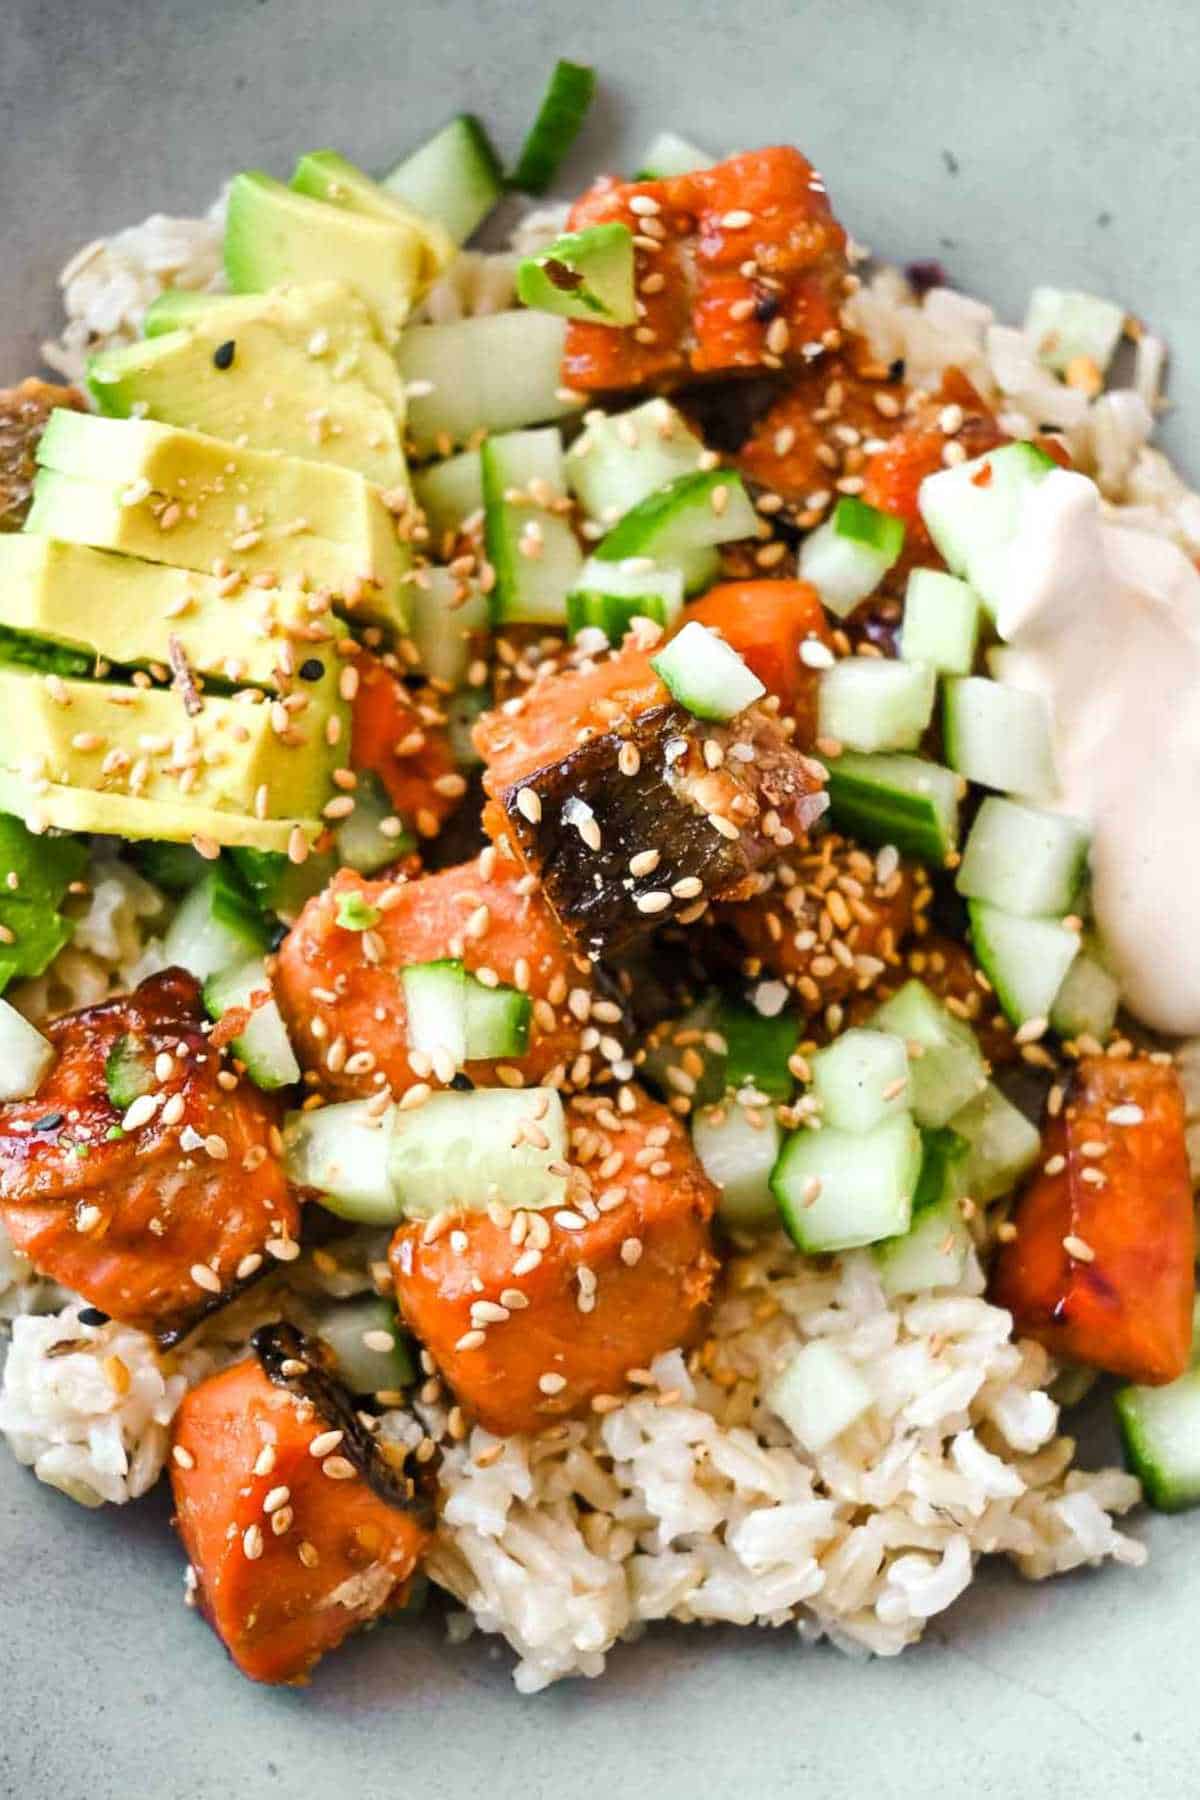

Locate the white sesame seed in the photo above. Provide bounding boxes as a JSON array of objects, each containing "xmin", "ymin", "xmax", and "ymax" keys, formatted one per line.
[
  {"xmin": 253, "ymin": 1445, "xmax": 277, "ymax": 1477},
  {"xmin": 538, "ymin": 1371, "xmax": 567, "ymax": 1395},
  {"xmin": 455, "ymin": 1329, "xmax": 487, "ymax": 1352},
  {"xmin": 516, "ymin": 786, "xmax": 542, "ymax": 824},
  {"xmin": 362, "ymin": 1329, "xmax": 395, "ymax": 1353},
  {"xmin": 308, "ymin": 1429, "xmax": 344, "ymax": 1458},
  {"xmin": 190, "ymin": 1263, "xmax": 222, "ymax": 1294},
  {"xmin": 1063, "ymin": 1234, "xmax": 1096, "ymax": 1263},
  {"xmin": 262, "ymin": 1485, "xmax": 291, "ymax": 1514},
  {"xmin": 1107, "ymin": 1104, "xmax": 1144, "ymax": 1126},
  {"xmin": 721, "ymin": 209, "xmax": 753, "ymax": 229},
  {"xmin": 172, "ymin": 1445, "xmax": 195, "ymax": 1470},
  {"xmin": 635, "ymin": 890, "xmax": 673, "ymax": 915},
  {"xmin": 122, "ymin": 1093, "xmax": 159, "ymax": 1133},
  {"xmin": 242, "ymin": 1524, "xmax": 264, "ymax": 1560},
  {"xmin": 799, "ymin": 638, "xmax": 835, "ymax": 670},
  {"xmin": 321, "ymin": 1456, "xmax": 357, "ymax": 1481}
]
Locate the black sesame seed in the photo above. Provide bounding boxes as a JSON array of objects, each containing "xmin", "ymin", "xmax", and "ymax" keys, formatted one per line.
[
  {"xmin": 752, "ymin": 291, "xmax": 781, "ymax": 324},
  {"xmin": 298, "ymin": 658, "xmax": 326, "ymax": 683},
  {"xmin": 212, "ymin": 339, "xmax": 236, "ymax": 371},
  {"xmin": 32, "ymin": 1111, "xmax": 63, "ymax": 1132},
  {"xmin": 449, "ymin": 1072, "xmax": 474, "ymax": 1091},
  {"xmin": 78, "ymin": 1307, "xmax": 110, "ymax": 1327},
  {"xmin": 888, "ymin": 358, "xmax": 906, "ymax": 383}
]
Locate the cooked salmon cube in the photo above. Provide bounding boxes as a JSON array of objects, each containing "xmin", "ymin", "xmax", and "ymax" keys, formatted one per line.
[
  {"xmin": 390, "ymin": 1091, "xmax": 718, "ymax": 1435},
  {"xmin": 350, "ymin": 649, "xmax": 460, "ymax": 840},
  {"xmin": 0, "ymin": 969, "xmax": 298, "ymax": 1343},
  {"xmin": 562, "ymin": 148, "xmax": 849, "ymax": 394},
  {"xmin": 170, "ymin": 1322, "xmax": 430, "ymax": 1684}
]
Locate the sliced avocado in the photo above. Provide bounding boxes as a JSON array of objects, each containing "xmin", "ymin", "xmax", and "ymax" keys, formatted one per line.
[
  {"xmin": 29, "ymin": 413, "xmax": 411, "ymax": 634},
  {"xmin": 89, "ymin": 303, "xmax": 408, "ymax": 488},
  {"xmin": 0, "ymin": 769, "xmax": 315, "ymax": 855},
  {"xmin": 289, "ymin": 149, "xmax": 454, "ymax": 286},
  {"xmin": 223, "ymin": 172, "xmax": 423, "ymax": 344},
  {"xmin": 0, "ymin": 536, "xmax": 345, "ymax": 691},
  {"xmin": 0, "ymin": 663, "xmax": 340, "ymax": 833},
  {"xmin": 143, "ymin": 290, "xmax": 239, "ymax": 338},
  {"xmin": 516, "ymin": 224, "xmax": 637, "ymax": 326}
]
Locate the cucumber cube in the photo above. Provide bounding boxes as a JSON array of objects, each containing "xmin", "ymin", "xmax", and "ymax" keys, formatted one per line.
[
  {"xmin": 771, "ymin": 1111, "xmax": 922, "ymax": 1252},
  {"xmin": 956, "ymin": 797, "xmax": 1090, "ymax": 918},
  {"xmin": 798, "ymin": 496, "xmax": 905, "ymax": 619},
  {"xmin": 817, "ymin": 657, "xmax": 936, "ymax": 753},
  {"xmin": 1025, "ymin": 286, "xmax": 1126, "ymax": 376},
  {"xmin": 1116, "ymin": 1360, "xmax": 1200, "ymax": 1512},
  {"xmin": 765, "ymin": 1340, "xmax": 873, "ymax": 1452},
  {"xmin": 811, "ymin": 1028, "xmax": 910, "ymax": 1133},
  {"xmin": 948, "ymin": 1082, "xmax": 1041, "ymax": 1203},
  {"xmin": 967, "ymin": 900, "xmax": 1080, "ymax": 1027},
  {"xmin": 822, "ymin": 750, "xmax": 960, "ymax": 867},
  {"xmin": 900, "ymin": 569, "xmax": 981, "ymax": 675},
  {"xmin": 1050, "ymin": 946, "xmax": 1120, "ymax": 1042},
  {"xmin": 942, "ymin": 677, "xmax": 1057, "ymax": 798},
  {"xmin": 565, "ymin": 399, "xmax": 707, "ymax": 525},
  {"xmin": 692, "ymin": 1101, "xmax": 782, "ymax": 1230},
  {"xmin": 651, "ymin": 620, "xmax": 766, "ymax": 722},
  {"xmin": 918, "ymin": 441, "xmax": 1054, "ymax": 591},
  {"xmin": 868, "ymin": 980, "xmax": 988, "ymax": 1128},
  {"xmin": 875, "ymin": 1194, "xmax": 971, "ymax": 1296}
]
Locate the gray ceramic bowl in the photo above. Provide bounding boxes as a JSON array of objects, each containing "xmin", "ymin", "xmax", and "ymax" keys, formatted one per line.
[{"xmin": 1, "ymin": 4, "xmax": 1195, "ymax": 1795}]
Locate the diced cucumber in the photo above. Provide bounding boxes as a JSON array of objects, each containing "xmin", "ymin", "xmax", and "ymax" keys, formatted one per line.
[
  {"xmin": 228, "ymin": 846, "xmax": 336, "ymax": 925},
  {"xmin": 594, "ymin": 469, "xmax": 756, "ymax": 595},
  {"xmin": 283, "ymin": 1099, "xmax": 396, "ymax": 1223},
  {"xmin": 900, "ymin": 568, "xmax": 981, "ymax": 676},
  {"xmin": 335, "ymin": 770, "xmax": 413, "ymax": 876},
  {"xmin": 517, "ymin": 223, "xmax": 636, "ymax": 326},
  {"xmin": 383, "ymin": 116, "xmax": 504, "ymax": 245},
  {"xmin": 917, "ymin": 442, "xmax": 1055, "ymax": 613},
  {"xmin": 1025, "ymin": 287, "xmax": 1125, "ymax": 377},
  {"xmin": 766, "ymin": 1339, "xmax": 873, "ymax": 1452},
  {"xmin": 967, "ymin": 900, "xmax": 1080, "ymax": 1028},
  {"xmin": 692, "ymin": 1100, "xmax": 782, "ymax": 1230},
  {"xmin": 388, "ymin": 1087, "xmax": 568, "ymax": 1218},
  {"xmin": 956, "ymin": 797, "xmax": 1090, "ymax": 918},
  {"xmin": 798, "ymin": 497, "xmax": 905, "ymax": 619},
  {"xmin": 1050, "ymin": 942, "xmax": 1121, "ymax": 1042},
  {"xmin": 203, "ymin": 955, "xmax": 301, "ymax": 1091},
  {"xmin": 480, "ymin": 424, "xmax": 582, "ymax": 626},
  {"xmin": 634, "ymin": 130, "xmax": 713, "ymax": 180},
  {"xmin": 402, "ymin": 958, "xmax": 468, "ymax": 1067},
  {"xmin": 446, "ymin": 686, "xmax": 487, "ymax": 769},
  {"xmin": 398, "ymin": 312, "xmax": 581, "ymax": 457},
  {"xmin": 910, "ymin": 1125, "xmax": 969, "ymax": 1213},
  {"xmin": 868, "ymin": 980, "xmax": 988, "ymax": 1128},
  {"xmin": 821, "ymin": 749, "xmax": 960, "ymax": 866},
  {"xmin": 650, "ymin": 620, "xmax": 765, "ymax": 722},
  {"xmin": 409, "ymin": 565, "xmax": 490, "ymax": 691},
  {"xmin": 565, "ymin": 399, "xmax": 708, "ymax": 525},
  {"xmin": 104, "ymin": 1032, "xmax": 155, "ymax": 1111},
  {"xmin": 465, "ymin": 979, "xmax": 531, "ymax": 1060},
  {"xmin": 942, "ymin": 676, "xmax": 1057, "ymax": 798},
  {"xmin": 811, "ymin": 1028, "xmax": 909, "ymax": 1134},
  {"xmin": 771, "ymin": 1110, "xmax": 922, "ymax": 1253},
  {"xmin": 162, "ymin": 866, "xmax": 270, "ymax": 982},
  {"xmin": 876, "ymin": 1193, "xmax": 971, "ymax": 1296},
  {"xmin": 566, "ymin": 558, "xmax": 685, "ymax": 643},
  {"xmin": 412, "ymin": 449, "xmax": 483, "ymax": 544},
  {"xmin": 510, "ymin": 59, "xmax": 597, "ymax": 194},
  {"xmin": 948, "ymin": 1082, "xmax": 1041, "ymax": 1203},
  {"xmin": 817, "ymin": 656, "xmax": 936, "ymax": 753},
  {"xmin": 716, "ymin": 1000, "xmax": 798, "ymax": 1101},
  {"xmin": 0, "ymin": 998, "xmax": 53, "ymax": 1101},
  {"xmin": 638, "ymin": 996, "xmax": 726, "ymax": 1109},
  {"xmin": 313, "ymin": 1295, "xmax": 416, "ymax": 1396},
  {"xmin": 1116, "ymin": 1311, "xmax": 1200, "ymax": 1512}
]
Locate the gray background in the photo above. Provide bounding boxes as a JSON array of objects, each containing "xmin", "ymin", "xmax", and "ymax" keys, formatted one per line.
[{"xmin": 1, "ymin": 2, "xmax": 1196, "ymax": 1796}]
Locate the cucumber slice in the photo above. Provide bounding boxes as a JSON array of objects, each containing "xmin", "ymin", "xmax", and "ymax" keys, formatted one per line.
[
  {"xmin": 409, "ymin": 564, "xmax": 489, "ymax": 690},
  {"xmin": 383, "ymin": 116, "xmax": 504, "ymax": 245},
  {"xmin": 634, "ymin": 131, "xmax": 713, "ymax": 180},
  {"xmin": 517, "ymin": 223, "xmax": 636, "ymax": 326},
  {"xmin": 398, "ymin": 312, "xmax": 581, "ymax": 457},
  {"xmin": 948, "ymin": 1082, "xmax": 1041, "ymax": 1203},
  {"xmin": 203, "ymin": 955, "xmax": 301, "ymax": 1091},
  {"xmin": 821, "ymin": 749, "xmax": 960, "ymax": 867},
  {"xmin": 967, "ymin": 900, "xmax": 1080, "ymax": 1028},
  {"xmin": 0, "ymin": 998, "xmax": 53, "ymax": 1102},
  {"xmin": 594, "ymin": 469, "xmax": 757, "ymax": 595},
  {"xmin": 1050, "ymin": 944, "xmax": 1121, "ymax": 1042},
  {"xmin": 104, "ymin": 1032, "xmax": 155, "ymax": 1111},
  {"xmin": 1116, "ymin": 1315, "xmax": 1200, "ymax": 1512},
  {"xmin": 565, "ymin": 399, "xmax": 708, "ymax": 525},
  {"xmin": 811, "ymin": 1028, "xmax": 909, "ymax": 1134},
  {"xmin": 162, "ymin": 866, "xmax": 271, "ymax": 982},
  {"xmin": 388, "ymin": 1087, "xmax": 568, "ymax": 1218},
  {"xmin": 228, "ymin": 846, "xmax": 336, "ymax": 926},
  {"xmin": 771, "ymin": 1110, "xmax": 921, "ymax": 1253},
  {"xmin": 638, "ymin": 996, "xmax": 726, "ymax": 1109},
  {"xmin": 650, "ymin": 620, "xmax": 766, "ymax": 722},
  {"xmin": 481, "ymin": 426, "xmax": 583, "ymax": 625},
  {"xmin": 334, "ymin": 770, "xmax": 413, "ymax": 875},
  {"xmin": 566, "ymin": 558, "xmax": 685, "ymax": 643},
  {"xmin": 817, "ymin": 656, "xmax": 936, "ymax": 753},
  {"xmin": 510, "ymin": 60, "xmax": 597, "ymax": 195},
  {"xmin": 1025, "ymin": 287, "xmax": 1125, "ymax": 377},
  {"xmin": 402, "ymin": 959, "xmax": 468, "ymax": 1067},
  {"xmin": 716, "ymin": 1000, "xmax": 798, "ymax": 1101},
  {"xmin": 313, "ymin": 1295, "xmax": 416, "ymax": 1396},
  {"xmin": 446, "ymin": 686, "xmax": 488, "ymax": 770},
  {"xmin": 283, "ymin": 1099, "xmax": 396, "ymax": 1223},
  {"xmin": 917, "ymin": 442, "xmax": 1055, "ymax": 613},
  {"xmin": 765, "ymin": 1339, "xmax": 873, "ymax": 1452},
  {"xmin": 956, "ymin": 797, "xmax": 1090, "ymax": 918},
  {"xmin": 412, "ymin": 448, "xmax": 483, "ymax": 543},
  {"xmin": 942, "ymin": 676, "xmax": 1057, "ymax": 798},
  {"xmin": 900, "ymin": 568, "xmax": 981, "ymax": 676},
  {"xmin": 798, "ymin": 496, "xmax": 905, "ymax": 619},
  {"xmin": 875, "ymin": 1193, "xmax": 971, "ymax": 1296},
  {"xmin": 465, "ymin": 980, "xmax": 532, "ymax": 1060},
  {"xmin": 692, "ymin": 1100, "xmax": 782, "ymax": 1230},
  {"xmin": 868, "ymin": 980, "xmax": 988, "ymax": 1128}
]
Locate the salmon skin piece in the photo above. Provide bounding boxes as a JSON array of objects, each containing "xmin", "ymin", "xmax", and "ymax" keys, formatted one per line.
[
  {"xmin": 475, "ymin": 637, "xmax": 829, "ymax": 957},
  {"xmin": 562, "ymin": 147, "xmax": 849, "ymax": 393},
  {"xmin": 0, "ymin": 378, "xmax": 84, "ymax": 529},
  {"xmin": 390, "ymin": 1091, "xmax": 718, "ymax": 1436},
  {"xmin": 273, "ymin": 852, "xmax": 595, "ymax": 1101},
  {"xmin": 170, "ymin": 1322, "xmax": 430, "ymax": 1684},
  {"xmin": 991, "ymin": 1057, "xmax": 1195, "ymax": 1385},
  {"xmin": 0, "ymin": 969, "xmax": 297, "ymax": 1344}
]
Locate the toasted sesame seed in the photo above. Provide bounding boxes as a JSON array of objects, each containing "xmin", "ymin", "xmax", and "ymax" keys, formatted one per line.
[
  {"xmin": 1043, "ymin": 1153, "xmax": 1067, "ymax": 1176},
  {"xmin": 172, "ymin": 1445, "xmax": 195, "ymax": 1470},
  {"xmin": 262, "ymin": 1485, "xmax": 291, "ymax": 1514},
  {"xmin": 455, "ymin": 1328, "xmax": 487, "ymax": 1351},
  {"xmin": 321, "ymin": 1456, "xmax": 356, "ymax": 1481},
  {"xmin": 1063, "ymin": 1234, "xmax": 1096, "ymax": 1263},
  {"xmin": 253, "ymin": 1445, "xmax": 277, "ymax": 1477},
  {"xmin": 308, "ymin": 1429, "xmax": 344, "ymax": 1458},
  {"xmin": 721, "ymin": 209, "xmax": 753, "ymax": 228},
  {"xmin": 242, "ymin": 1523, "xmax": 264, "ymax": 1560},
  {"xmin": 190, "ymin": 1263, "xmax": 221, "ymax": 1294},
  {"xmin": 538, "ymin": 1371, "xmax": 567, "ymax": 1395},
  {"xmin": 635, "ymin": 890, "xmax": 673, "ymax": 915},
  {"xmin": 1107, "ymin": 1104, "xmax": 1144, "ymax": 1126},
  {"xmin": 516, "ymin": 786, "xmax": 542, "ymax": 824}
]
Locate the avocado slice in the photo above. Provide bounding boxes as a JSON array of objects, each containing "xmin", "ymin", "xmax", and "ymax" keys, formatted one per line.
[
  {"xmin": 516, "ymin": 224, "xmax": 637, "ymax": 326},
  {"xmin": 89, "ymin": 285, "xmax": 408, "ymax": 488},
  {"xmin": 29, "ymin": 413, "xmax": 411, "ymax": 634},
  {"xmin": 223, "ymin": 172, "xmax": 424, "ymax": 344},
  {"xmin": 143, "ymin": 290, "xmax": 238, "ymax": 339},
  {"xmin": 0, "ymin": 536, "xmax": 345, "ymax": 690},
  {"xmin": 290, "ymin": 150, "xmax": 454, "ymax": 287}
]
